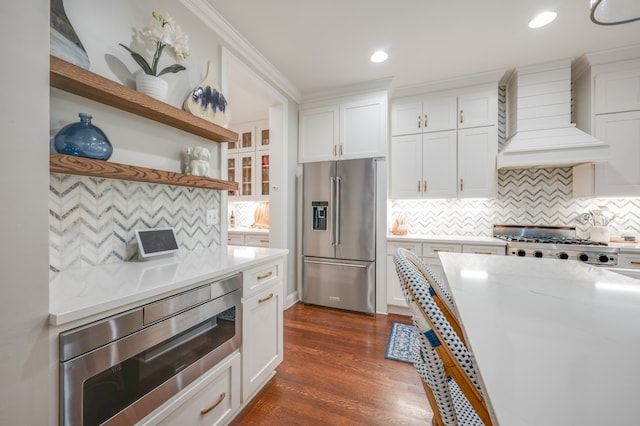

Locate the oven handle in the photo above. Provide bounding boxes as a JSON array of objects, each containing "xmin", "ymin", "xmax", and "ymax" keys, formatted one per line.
[{"xmin": 60, "ymin": 290, "xmax": 239, "ymax": 426}]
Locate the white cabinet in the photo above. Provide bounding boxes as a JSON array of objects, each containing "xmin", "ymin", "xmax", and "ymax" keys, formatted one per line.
[
  {"xmin": 386, "ymin": 241, "xmax": 422, "ymax": 307},
  {"xmin": 391, "ymin": 85, "xmax": 497, "ymax": 136},
  {"xmin": 390, "ymin": 131, "xmax": 457, "ymax": 198},
  {"xmin": 241, "ymin": 260, "xmax": 284, "ymax": 401},
  {"xmin": 141, "ymin": 353, "xmax": 241, "ymax": 426},
  {"xmin": 299, "ymin": 91, "xmax": 387, "ymax": 163},
  {"xmin": 229, "ymin": 121, "xmax": 269, "ymax": 199},
  {"xmin": 390, "ymin": 85, "xmax": 498, "ymax": 199},
  {"xmin": 594, "ymin": 60, "xmax": 640, "ymax": 114},
  {"xmin": 573, "ymin": 49, "xmax": 640, "ymax": 198},
  {"xmin": 458, "ymin": 126, "xmax": 498, "ymax": 198},
  {"xmin": 390, "ymin": 126, "xmax": 496, "ymax": 199},
  {"xmin": 228, "ymin": 232, "xmax": 270, "ymax": 247}
]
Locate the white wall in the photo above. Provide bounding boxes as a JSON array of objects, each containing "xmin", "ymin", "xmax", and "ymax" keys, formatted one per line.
[{"xmin": 0, "ymin": 0, "xmax": 51, "ymax": 423}]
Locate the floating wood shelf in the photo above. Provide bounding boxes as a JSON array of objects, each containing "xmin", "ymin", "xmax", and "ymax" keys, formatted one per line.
[
  {"xmin": 50, "ymin": 55, "xmax": 238, "ymax": 143},
  {"xmin": 50, "ymin": 154, "xmax": 239, "ymax": 191}
]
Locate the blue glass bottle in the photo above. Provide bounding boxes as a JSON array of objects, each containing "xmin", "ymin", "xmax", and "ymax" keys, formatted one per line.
[{"xmin": 54, "ymin": 113, "xmax": 112, "ymax": 160}]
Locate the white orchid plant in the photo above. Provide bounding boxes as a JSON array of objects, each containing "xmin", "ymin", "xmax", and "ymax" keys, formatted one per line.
[{"xmin": 120, "ymin": 11, "xmax": 190, "ymax": 76}]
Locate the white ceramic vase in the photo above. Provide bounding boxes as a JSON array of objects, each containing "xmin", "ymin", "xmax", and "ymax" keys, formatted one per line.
[{"xmin": 135, "ymin": 73, "xmax": 169, "ymax": 101}]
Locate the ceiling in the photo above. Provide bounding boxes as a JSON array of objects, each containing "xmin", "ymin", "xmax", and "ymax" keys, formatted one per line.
[{"xmin": 207, "ymin": 0, "xmax": 639, "ymax": 120}]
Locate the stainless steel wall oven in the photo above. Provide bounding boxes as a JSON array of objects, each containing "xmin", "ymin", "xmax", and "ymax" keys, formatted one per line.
[{"xmin": 59, "ymin": 273, "xmax": 242, "ymax": 425}]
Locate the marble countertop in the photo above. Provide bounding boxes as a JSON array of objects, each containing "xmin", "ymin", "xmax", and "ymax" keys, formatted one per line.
[
  {"xmin": 387, "ymin": 234, "xmax": 506, "ymax": 246},
  {"xmin": 49, "ymin": 246, "xmax": 288, "ymax": 327},
  {"xmin": 440, "ymin": 252, "xmax": 640, "ymax": 426}
]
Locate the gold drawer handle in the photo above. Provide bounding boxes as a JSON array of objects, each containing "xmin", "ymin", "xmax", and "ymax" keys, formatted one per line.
[
  {"xmin": 434, "ymin": 249, "xmax": 450, "ymax": 253},
  {"xmin": 257, "ymin": 271, "xmax": 273, "ymax": 280},
  {"xmin": 259, "ymin": 293, "xmax": 274, "ymax": 304},
  {"xmin": 474, "ymin": 251, "xmax": 493, "ymax": 255},
  {"xmin": 630, "ymin": 261, "xmax": 640, "ymax": 265},
  {"xmin": 201, "ymin": 392, "xmax": 226, "ymax": 415},
  {"xmin": 260, "ymin": 239, "xmax": 269, "ymax": 243}
]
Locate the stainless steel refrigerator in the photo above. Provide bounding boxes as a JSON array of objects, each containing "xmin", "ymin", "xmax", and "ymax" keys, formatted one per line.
[{"xmin": 302, "ymin": 158, "xmax": 376, "ymax": 314}]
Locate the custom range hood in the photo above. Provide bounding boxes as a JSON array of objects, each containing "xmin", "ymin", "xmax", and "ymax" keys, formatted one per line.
[{"xmin": 497, "ymin": 59, "xmax": 609, "ymax": 169}]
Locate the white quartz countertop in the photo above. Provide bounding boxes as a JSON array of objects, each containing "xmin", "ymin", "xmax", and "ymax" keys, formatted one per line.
[
  {"xmin": 49, "ymin": 246, "xmax": 288, "ymax": 327},
  {"xmin": 387, "ymin": 234, "xmax": 506, "ymax": 246},
  {"xmin": 439, "ymin": 252, "xmax": 640, "ymax": 426}
]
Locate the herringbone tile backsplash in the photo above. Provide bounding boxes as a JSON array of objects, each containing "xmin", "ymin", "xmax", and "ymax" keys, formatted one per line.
[
  {"xmin": 391, "ymin": 167, "xmax": 640, "ymax": 239},
  {"xmin": 49, "ymin": 174, "xmax": 221, "ymax": 272}
]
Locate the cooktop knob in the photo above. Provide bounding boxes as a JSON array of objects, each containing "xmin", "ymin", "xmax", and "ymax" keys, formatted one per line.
[
  {"xmin": 579, "ymin": 253, "xmax": 589, "ymax": 262},
  {"xmin": 558, "ymin": 252, "xmax": 569, "ymax": 260},
  {"xmin": 517, "ymin": 249, "xmax": 526, "ymax": 257},
  {"xmin": 534, "ymin": 250, "xmax": 543, "ymax": 258},
  {"xmin": 598, "ymin": 254, "xmax": 610, "ymax": 263}
]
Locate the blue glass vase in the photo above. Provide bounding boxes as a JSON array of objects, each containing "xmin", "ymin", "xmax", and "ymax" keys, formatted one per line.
[{"xmin": 54, "ymin": 113, "xmax": 113, "ymax": 160}]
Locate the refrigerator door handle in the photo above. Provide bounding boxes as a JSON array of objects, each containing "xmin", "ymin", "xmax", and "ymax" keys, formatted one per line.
[
  {"xmin": 303, "ymin": 259, "xmax": 368, "ymax": 269},
  {"xmin": 329, "ymin": 176, "xmax": 336, "ymax": 246},
  {"xmin": 335, "ymin": 176, "xmax": 342, "ymax": 246}
]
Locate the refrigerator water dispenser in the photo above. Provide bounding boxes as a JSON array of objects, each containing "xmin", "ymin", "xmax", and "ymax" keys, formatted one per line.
[{"xmin": 312, "ymin": 201, "xmax": 328, "ymax": 230}]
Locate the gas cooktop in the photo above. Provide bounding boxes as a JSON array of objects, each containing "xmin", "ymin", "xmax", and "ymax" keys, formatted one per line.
[{"xmin": 493, "ymin": 224, "xmax": 618, "ymax": 266}]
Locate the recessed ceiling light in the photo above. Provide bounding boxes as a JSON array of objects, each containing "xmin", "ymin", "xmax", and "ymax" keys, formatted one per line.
[
  {"xmin": 370, "ymin": 50, "xmax": 388, "ymax": 63},
  {"xmin": 529, "ymin": 11, "xmax": 557, "ymax": 28}
]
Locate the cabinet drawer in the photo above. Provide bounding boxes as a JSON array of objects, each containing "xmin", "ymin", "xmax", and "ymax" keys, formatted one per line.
[
  {"xmin": 227, "ymin": 233, "xmax": 244, "ymax": 245},
  {"xmin": 618, "ymin": 253, "xmax": 640, "ymax": 269},
  {"xmin": 243, "ymin": 260, "xmax": 282, "ymax": 296},
  {"xmin": 150, "ymin": 353, "xmax": 240, "ymax": 426},
  {"xmin": 244, "ymin": 234, "xmax": 270, "ymax": 247},
  {"xmin": 422, "ymin": 243, "xmax": 461, "ymax": 258},
  {"xmin": 387, "ymin": 241, "xmax": 422, "ymax": 256},
  {"xmin": 462, "ymin": 244, "xmax": 505, "ymax": 256}
]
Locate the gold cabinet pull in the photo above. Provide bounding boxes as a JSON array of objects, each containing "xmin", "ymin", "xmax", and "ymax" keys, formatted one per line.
[
  {"xmin": 630, "ymin": 261, "xmax": 640, "ymax": 265},
  {"xmin": 474, "ymin": 251, "xmax": 493, "ymax": 255},
  {"xmin": 259, "ymin": 293, "xmax": 274, "ymax": 304},
  {"xmin": 201, "ymin": 392, "xmax": 226, "ymax": 415},
  {"xmin": 460, "ymin": 178, "xmax": 464, "ymax": 191},
  {"xmin": 333, "ymin": 144, "xmax": 337, "ymax": 156},
  {"xmin": 459, "ymin": 109, "xmax": 464, "ymax": 124},
  {"xmin": 424, "ymin": 114, "xmax": 428, "ymax": 128},
  {"xmin": 434, "ymin": 249, "xmax": 450, "ymax": 253},
  {"xmin": 260, "ymin": 239, "xmax": 269, "ymax": 243},
  {"xmin": 340, "ymin": 144, "xmax": 344, "ymax": 156},
  {"xmin": 424, "ymin": 180, "xmax": 427, "ymax": 192},
  {"xmin": 257, "ymin": 271, "xmax": 273, "ymax": 280},
  {"xmin": 417, "ymin": 114, "xmax": 421, "ymax": 128}
]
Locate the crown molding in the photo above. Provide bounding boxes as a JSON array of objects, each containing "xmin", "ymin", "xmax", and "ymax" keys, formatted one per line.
[{"xmin": 180, "ymin": 0, "xmax": 301, "ymax": 103}]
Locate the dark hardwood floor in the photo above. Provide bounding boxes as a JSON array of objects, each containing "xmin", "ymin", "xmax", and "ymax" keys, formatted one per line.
[{"xmin": 230, "ymin": 303, "xmax": 433, "ymax": 425}]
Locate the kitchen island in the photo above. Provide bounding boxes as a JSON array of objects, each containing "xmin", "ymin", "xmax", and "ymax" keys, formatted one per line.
[{"xmin": 440, "ymin": 252, "xmax": 640, "ymax": 426}]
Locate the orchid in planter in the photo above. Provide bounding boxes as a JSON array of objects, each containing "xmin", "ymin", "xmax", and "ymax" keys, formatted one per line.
[{"xmin": 120, "ymin": 11, "xmax": 190, "ymax": 77}]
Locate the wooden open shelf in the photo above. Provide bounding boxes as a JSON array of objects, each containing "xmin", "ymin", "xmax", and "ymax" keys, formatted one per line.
[
  {"xmin": 50, "ymin": 154, "xmax": 239, "ymax": 191},
  {"xmin": 50, "ymin": 55, "xmax": 238, "ymax": 143}
]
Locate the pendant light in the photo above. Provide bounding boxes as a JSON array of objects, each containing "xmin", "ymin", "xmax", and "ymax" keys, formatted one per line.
[{"xmin": 590, "ymin": 0, "xmax": 640, "ymax": 25}]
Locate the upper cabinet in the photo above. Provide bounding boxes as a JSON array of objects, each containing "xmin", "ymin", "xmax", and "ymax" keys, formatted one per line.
[
  {"xmin": 391, "ymin": 85, "xmax": 496, "ymax": 136},
  {"xmin": 573, "ymin": 47, "xmax": 640, "ymax": 197},
  {"xmin": 229, "ymin": 120, "xmax": 270, "ymax": 199},
  {"xmin": 390, "ymin": 84, "xmax": 498, "ymax": 199},
  {"xmin": 299, "ymin": 91, "xmax": 388, "ymax": 163}
]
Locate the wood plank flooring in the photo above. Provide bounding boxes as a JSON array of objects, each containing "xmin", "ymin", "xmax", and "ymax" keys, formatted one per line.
[{"xmin": 230, "ymin": 303, "xmax": 433, "ymax": 425}]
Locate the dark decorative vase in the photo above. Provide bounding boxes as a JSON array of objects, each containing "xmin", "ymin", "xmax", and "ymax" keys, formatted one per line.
[{"xmin": 54, "ymin": 113, "xmax": 113, "ymax": 160}]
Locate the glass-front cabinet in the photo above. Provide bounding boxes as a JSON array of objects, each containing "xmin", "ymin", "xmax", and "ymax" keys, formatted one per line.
[{"xmin": 229, "ymin": 120, "xmax": 269, "ymax": 199}]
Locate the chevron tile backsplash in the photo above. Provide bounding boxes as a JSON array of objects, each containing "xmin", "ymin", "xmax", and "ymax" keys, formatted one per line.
[
  {"xmin": 390, "ymin": 167, "xmax": 640, "ymax": 239},
  {"xmin": 49, "ymin": 174, "xmax": 221, "ymax": 272}
]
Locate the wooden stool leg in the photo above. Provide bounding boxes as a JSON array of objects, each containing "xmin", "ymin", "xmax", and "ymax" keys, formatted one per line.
[{"xmin": 421, "ymin": 379, "xmax": 445, "ymax": 426}]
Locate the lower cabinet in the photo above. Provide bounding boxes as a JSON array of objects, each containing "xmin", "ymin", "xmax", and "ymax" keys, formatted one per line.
[
  {"xmin": 228, "ymin": 232, "xmax": 270, "ymax": 247},
  {"xmin": 242, "ymin": 261, "xmax": 284, "ymax": 402},
  {"xmin": 387, "ymin": 239, "xmax": 505, "ymax": 309},
  {"xmin": 142, "ymin": 353, "xmax": 241, "ymax": 426}
]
